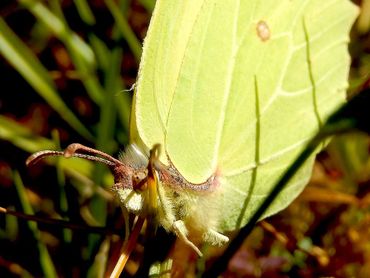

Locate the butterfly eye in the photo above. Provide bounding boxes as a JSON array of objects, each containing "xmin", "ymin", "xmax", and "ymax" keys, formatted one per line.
[{"xmin": 132, "ymin": 170, "xmax": 148, "ymax": 191}]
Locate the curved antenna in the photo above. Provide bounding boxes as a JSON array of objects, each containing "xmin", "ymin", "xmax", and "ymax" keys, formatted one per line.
[
  {"xmin": 26, "ymin": 143, "xmax": 123, "ymax": 167},
  {"xmin": 26, "ymin": 150, "xmax": 64, "ymax": 166},
  {"xmin": 64, "ymin": 143, "xmax": 123, "ymax": 165}
]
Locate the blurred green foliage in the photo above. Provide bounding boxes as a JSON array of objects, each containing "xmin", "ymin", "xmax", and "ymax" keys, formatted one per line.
[
  {"xmin": 0, "ymin": 0, "xmax": 152, "ymax": 276},
  {"xmin": 0, "ymin": 0, "xmax": 369, "ymax": 277}
]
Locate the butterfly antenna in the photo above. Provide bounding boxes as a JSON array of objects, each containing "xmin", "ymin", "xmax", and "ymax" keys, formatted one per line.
[
  {"xmin": 26, "ymin": 150, "xmax": 64, "ymax": 166},
  {"xmin": 64, "ymin": 143, "xmax": 122, "ymax": 165},
  {"xmin": 26, "ymin": 143, "xmax": 123, "ymax": 167}
]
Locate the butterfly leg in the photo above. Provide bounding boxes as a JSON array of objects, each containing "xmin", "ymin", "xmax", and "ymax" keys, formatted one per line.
[
  {"xmin": 203, "ymin": 229, "xmax": 229, "ymax": 246},
  {"xmin": 155, "ymin": 175, "xmax": 203, "ymax": 256},
  {"xmin": 172, "ymin": 220, "xmax": 202, "ymax": 256}
]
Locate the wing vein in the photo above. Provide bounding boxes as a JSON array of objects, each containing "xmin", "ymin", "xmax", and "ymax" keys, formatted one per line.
[{"xmin": 214, "ymin": 0, "xmax": 241, "ymax": 170}]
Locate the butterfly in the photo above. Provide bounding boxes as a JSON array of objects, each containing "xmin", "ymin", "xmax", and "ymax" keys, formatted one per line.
[
  {"xmin": 26, "ymin": 143, "xmax": 229, "ymax": 257},
  {"xmin": 21, "ymin": 0, "xmax": 358, "ymax": 276}
]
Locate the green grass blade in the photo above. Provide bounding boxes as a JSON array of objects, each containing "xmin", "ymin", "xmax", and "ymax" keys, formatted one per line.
[
  {"xmin": 19, "ymin": 0, "xmax": 105, "ymax": 105},
  {"xmin": 115, "ymin": 90, "xmax": 131, "ymax": 138},
  {"xmin": 13, "ymin": 171, "xmax": 58, "ymax": 278},
  {"xmin": 51, "ymin": 130, "xmax": 73, "ymax": 243},
  {"xmin": 0, "ymin": 19, "xmax": 94, "ymax": 141},
  {"xmin": 91, "ymin": 48, "xmax": 123, "ymax": 228},
  {"xmin": 19, "ymin": 0, "xmax": 95, "ymax": 71},
  {"xmin": 82, "ymin": 48, "xmax": 123, "ymax": 263},
  {"xmin": 138, "ymin": 0, "xmax": 156, "ymax": 12},
  {"xmin": 96, "ymin": 48, "xmax": 122, "ymax": 154},
  {"xmin": 105, "ymin": 0, "xmax": 142, "ymax": 63},
  {"xmin": 74, "ymin": 0, "xmax": 96, "ymax": 25},
  {"xmin": 87, "ymin": 238, "xmax": 110, "ymax": 278},
  {"xmin": 0, "ymin": 116, "xmax": 56, "ymax": 152},
  {"xmin": 3, "ymin": 207, "xmax": 19, "ymax": 241},
  {"xmin": 90, "ymin": 35, "xmax": 111, "ymax": 73}
]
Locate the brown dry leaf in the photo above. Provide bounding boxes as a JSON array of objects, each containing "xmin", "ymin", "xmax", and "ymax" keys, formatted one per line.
[{"xmin": 299, "ymin": 186, "xmax": 359, "ymax": 205}]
